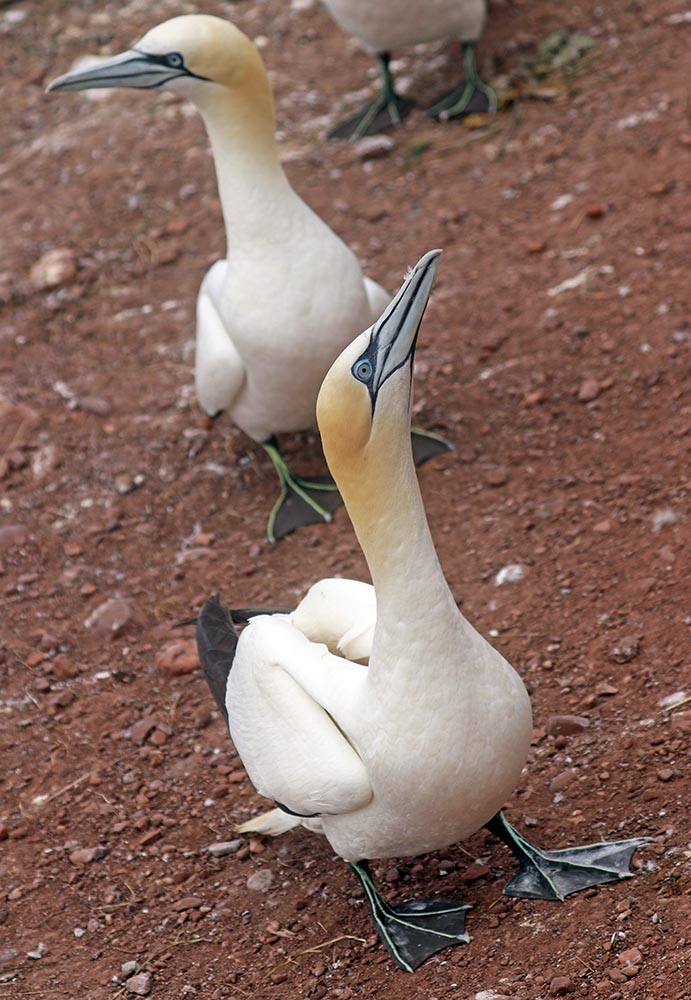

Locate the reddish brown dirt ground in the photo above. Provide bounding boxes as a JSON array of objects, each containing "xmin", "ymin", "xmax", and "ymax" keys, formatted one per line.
[{"xmin": 2, "ymin": 0, "xmax": 690, "ymax": 998}]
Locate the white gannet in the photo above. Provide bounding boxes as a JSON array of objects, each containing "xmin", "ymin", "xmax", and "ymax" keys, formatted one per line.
[
  {"xmin": 321, "ymin": 0, "xmax": 496, "ymax": 139},
  {"xmin": 47, "ymin": 15, "xmax": 449, "ymax": 541},
  {"xmin": 195, "ymin": 251, "xmax": 648, "ymax": 971}
]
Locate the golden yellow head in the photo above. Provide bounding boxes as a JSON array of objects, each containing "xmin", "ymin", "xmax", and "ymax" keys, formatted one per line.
[
  {"xmin": 317, "ymin": 250, "xmax": 442, "ymax": 483},
  {"xmin": 47, "ymin": 14, "xmax": 266, "ymax": 100}
]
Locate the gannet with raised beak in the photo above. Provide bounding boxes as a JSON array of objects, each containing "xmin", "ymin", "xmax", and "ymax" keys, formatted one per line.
[
  {"xmin": 195, "ymin": 251, "xmax": 648, "ymax": 971},
  {"xmin": 47, "ymin": 15, "xmax": 449, "ymax": 540},
  {"xmin": 322, "ymin": 0, "xmax": 496, "ymax": 139}
]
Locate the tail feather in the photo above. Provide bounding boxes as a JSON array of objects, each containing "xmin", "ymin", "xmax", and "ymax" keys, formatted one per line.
[
  {"xmin": 195, "ymin": 593, "xmax": 238, "ymax": 724},
  {"xmin": 237, "ymin": 808, "xmax": 303, "ymax": 837}
]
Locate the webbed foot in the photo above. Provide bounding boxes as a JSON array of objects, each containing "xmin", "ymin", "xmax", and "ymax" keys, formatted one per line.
[
  {"xmin": 486, "ymin": 812, "xmax": 650, "ymax": 901},
  {"xmin": 427, "ymin": 42, "xmax": 497, "ymax": 120},
  {"xmin": 329, "ymin": 52, "xmax": 416, "ymax": 141},
  {"xmin": 350, "ymin": 860, "xmax": 470, "ymax": 972}
]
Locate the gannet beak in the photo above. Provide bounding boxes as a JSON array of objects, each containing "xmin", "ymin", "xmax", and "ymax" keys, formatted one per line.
[
  {"xmin": 47, "ymin": 49, "xmax": 209, "ymax": 93},
  {"xmin": 351, "ymin": 249, "xmax": 442, "ymax": 409}
]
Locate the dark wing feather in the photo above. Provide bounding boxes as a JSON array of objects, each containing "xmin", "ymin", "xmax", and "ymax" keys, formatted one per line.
[{"xmin": 195, "ymin": 593, "xmax": 239, "ymax": 724}]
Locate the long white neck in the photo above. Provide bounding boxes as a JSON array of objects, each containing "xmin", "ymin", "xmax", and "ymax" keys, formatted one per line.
[
  {"xmin": 195, "ymin": 83, "xmax": 296, "ymax": 250},
  {"xmin": 338, "ymin": 429, "xmax": 460, "ymax": 647}
]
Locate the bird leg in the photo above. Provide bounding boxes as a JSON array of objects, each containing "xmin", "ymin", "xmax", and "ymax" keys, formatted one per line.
[
  {"xmin": 426, "ymin": 42, "xmax": 497, "ymax": 120},
  {"xmin": 349, "ymin": 860, "xmax": 470, "ymax": 972},
  {"xmin": 485, "ymin": 811, "xmax": 650, "ymax": 901},
  {"xmin": 262, "ymin": 437, "xmax": 343, "ymax": 543},
  {"xmin": 328, "ymin": 53, "xmax": 416, "ymax": 141}
]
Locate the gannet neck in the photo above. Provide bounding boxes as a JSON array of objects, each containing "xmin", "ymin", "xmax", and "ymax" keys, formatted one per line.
[
  {"xmin": 192, "ymin": 58, "xmax": 293, "ymax": 249},
  {"xmin": 337, "ymin": 426, "xmax": 457, "ymax": 631}
]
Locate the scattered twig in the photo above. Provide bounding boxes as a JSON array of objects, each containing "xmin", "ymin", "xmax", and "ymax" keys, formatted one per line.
[
  {"xmin": 665, "ymin": 695, "xmax": 691, "ymax": 712},
  {"xmin": 30, "ymin": 771, "xmax": 92, "ymax": 808},
  {"xmin": 296, "ymin": 934, "xmax": 367, "ymax": 955}
]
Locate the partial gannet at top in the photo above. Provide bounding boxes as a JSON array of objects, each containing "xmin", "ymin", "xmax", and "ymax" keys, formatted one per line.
[
  {"xmin": 47, "ymin": 15, "xmax": 449, "ymax": 540},
  {"xmin": 195, "ymin": 251, "xmax": 648, "ymax": 971},
  {"xmin": 321, "ymin": 0, "xmax": 496, "ymax": 140}
]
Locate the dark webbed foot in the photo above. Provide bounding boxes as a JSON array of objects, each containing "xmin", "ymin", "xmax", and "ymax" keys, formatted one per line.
[
  {"xmin": 427, "ymin": 41, "xmax": 497, "ymax": 120},
  {"xmin": 328, "ymin": 52, "xmax": 416, "ymax": 141},
  {"xmin": 411, "ymin": 427, "xmax": 453, "ymax": 465},
  {"xmin": 486, "ymin": 812, "xmax": 650, "ymax": 901},
  {"xmin": 350, "ymin": 860, "xmax": 469, "ymax": 972},
  {"xmin": 262, "ymin": 438, "xmax": 343, "ymax": 542}
]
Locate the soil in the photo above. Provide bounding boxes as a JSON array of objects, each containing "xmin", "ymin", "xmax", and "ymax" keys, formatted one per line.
[{"xmin": 1, "ymin": 0, "xmax": 690, "ymax": 998}]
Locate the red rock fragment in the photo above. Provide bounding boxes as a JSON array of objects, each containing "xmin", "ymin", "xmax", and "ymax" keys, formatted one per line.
[
  {"xmin": 173, "ymin": 896, "xmax": 203, "ymax": 912},
  {"xmin": 156, "ymin": 638, "xmax": 199, "ymax": 675},
  {"xmin": 69, "ymin": 846, "xmax": 106, "ymax": 865},
  {"xmin": 610, "ymin": 636, "xmax": 640, "ymax": 663},
  {"xmin": 550, "ymin": 975, "xmax": 574, "ymax": 995},
  {"xmin": 578, "ymin": 376, "xmax": 600, "ymax": 402},
  {"xmin": 0, "ymin": 525, "xmax": 28, "ymax": 548},
  {"xmin": 460, "ymin": 861, "xmax": 490, "ymax": 883},
  {"xmin": 129, "ymin": 718, "xmax": 157, "ymax": 746},
  {"xmin": 546, "ymin": 715, "xmax": 590, "ymax": 736},
  {"xmin": 84, "ymin": 597, "xmax": 132, "ymax": 637}
]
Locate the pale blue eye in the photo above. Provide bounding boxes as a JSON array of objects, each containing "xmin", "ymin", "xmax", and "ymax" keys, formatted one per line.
[{"xmin": 353, "ymin": 359, "xmax": 373, "ymax": 382}]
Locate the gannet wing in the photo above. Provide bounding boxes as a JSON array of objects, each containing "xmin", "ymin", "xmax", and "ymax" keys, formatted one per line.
[
  {"xmin": 290, "ymin": 578, "xmax": 376, "ymax": 664},
  {"xmin": 195, "ymin": 260, "xmax": 245, "ymax": 416},
  {"xmin": 364, "ymin": 275, "xmax": 391, "ymax": 321},
  {"xmin": 227, "ymin": 615, "xmax": 372, "ymax": 818}
]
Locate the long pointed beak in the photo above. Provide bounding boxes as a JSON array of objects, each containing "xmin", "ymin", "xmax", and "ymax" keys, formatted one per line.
[
  {"xmin": 370, "ymin": 248, "xmax": 441, "ymax": 396},
  {"xmin": 47, "ymin": 50, "xmax": 192, "ymax": 93}
]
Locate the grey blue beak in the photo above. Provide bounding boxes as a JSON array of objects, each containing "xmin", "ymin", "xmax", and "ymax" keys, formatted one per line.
[
  {"xmin": 351, "ymin": 248, "xmax": 441, "ymax": 408},
  {"xmin": 47, "ymin": 49, "xmax": 208, "ymax": 93}
]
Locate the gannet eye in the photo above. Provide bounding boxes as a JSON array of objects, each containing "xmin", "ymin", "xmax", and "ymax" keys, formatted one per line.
[
  {"xmin": 165, "ymin": 52, "xmax": 184, "ymax": 68},
  {"xmin": 352, "ymin": 358, "xmax": 373, "ymax": 382}
]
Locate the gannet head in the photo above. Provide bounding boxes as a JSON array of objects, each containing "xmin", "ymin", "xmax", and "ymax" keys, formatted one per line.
[
  {"xmin": 317, "ymin": 249, "xmax": 441, "ymax": 478},
  {"xmin": 47, "ymin": 15, "xmax": 262, "ymax": 100}
]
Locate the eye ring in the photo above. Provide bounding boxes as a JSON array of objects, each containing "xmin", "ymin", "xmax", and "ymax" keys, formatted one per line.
[
  {"xmin": 166, "ymin": 52, "xmax": 184, "ymax": 68},
  {"xmin": 352, "ymin": 358, "xmax": 373, "ymax": 382}
]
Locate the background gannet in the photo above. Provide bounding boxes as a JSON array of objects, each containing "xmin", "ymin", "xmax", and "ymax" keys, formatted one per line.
[
  {"xmin": 321, "ymin": 0, "xmax": 495, "ymax": 139},
  {"xmin": 47, "ymin": 15, "xmax": 449, "ymax": 540},
  {"xmin": 196, "ymin": 251, "xmax": 648, "ymax": 970}
]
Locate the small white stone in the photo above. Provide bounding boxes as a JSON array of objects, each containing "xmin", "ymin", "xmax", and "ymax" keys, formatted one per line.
[{"xmin": 495, "ymin": 564, "xmax": 525, "ymax": 586}]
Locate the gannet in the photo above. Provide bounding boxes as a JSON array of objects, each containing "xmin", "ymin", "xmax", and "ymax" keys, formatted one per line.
[
  {"xmin": 321, "ymin": 0, "xmax": 496, "ymax": 139},
  {"xmin": 47, "ymin": 15, "xmax": 449, "ymax": 541},
  {"xmin": 195, "ymin": 251, "xmax": 648, "ymax": 971}
]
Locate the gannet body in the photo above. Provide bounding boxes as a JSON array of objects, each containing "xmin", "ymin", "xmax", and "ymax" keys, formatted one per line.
[
  {"xmin": 196, "ymin": 251, "xmax": 647, "ymax": 970},
  {"xmin": 320, "ymin": 0, "xmax": 495, "ymax": 139},
  {"xmin": 47, "ymin": 15, "xmax": 399, "ymax": 539},
  {"xmin": 324, "ymin": 0, "xmax": 486, "ymax": 53}
]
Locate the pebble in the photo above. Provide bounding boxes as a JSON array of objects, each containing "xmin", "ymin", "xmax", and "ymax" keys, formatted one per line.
[
  {"xmin": 550, "ymin": 769, "xmax": 576, "ymax": 793},
  {"xmin": 550, "ymin": 975, "xmax": 574, "ymax": 995},
  {"xmin": 609, "ymin": 636, "xmax": 640, "ymax": 663},
  {"xmin": 578, "ymin": 376, "xmax": 600, "ymax": 402},
  {"xmin": 0, "ymin": 524, "xmax": 28, "ymax": 548},
  {"xmin": 354, "ymin": 135, "xmax": 395, "ymax": 160},
  {"xmin": 121, "ymin": 961, "xmax": 139, "ymax": 976},
  {"xmin": 77, "ymin": 395, "xmax": 112, "ymax": 416},
  {"xmin": 495, "ymin": 563, "xmax": 524, "ymax": 586},
  {"xmin": 618, "ymin": 947, "xmax": 642, "ymax": 967},
  {"xmin": 156, "ymin": 638, "xmax": 199, "ymax": 675},
  {"xmin": 246, "ymin": 869, "xmax": 274, "ymax": 892},
  {"xmin": 546, "ymin": 715, "xmax": 590, "ymax": 736},
  {"xmin": 69, "ymin": 846, "xmax": 106, "ymax": 865},
  {"xmin": 84, "ymin": 597, "xmax": 132, "ymax": 636},
  {"xmin": 125, "ymin": 971, "xmax": 152, "ymax": 996},
  {"xmin": 207, "ymin": 840, "xmax": 243, "ymax": 857},
  {"xmin": 461, "ymin": 861, "xmax": 490, "ymax": 883},
  {"xmin": 485, "ymin": 466, "xmax": 510, "ymax": 487},
  {"xmin": 173, "ymin": 896, "xmax": 203, "ymax": 912},
  {"xmin": 29, "ymin": 248, "xmax": 76, "ymax": 290},
  {"xmin": 129, "ymin": 718, "xmax": 157, "ymax": 746}
]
